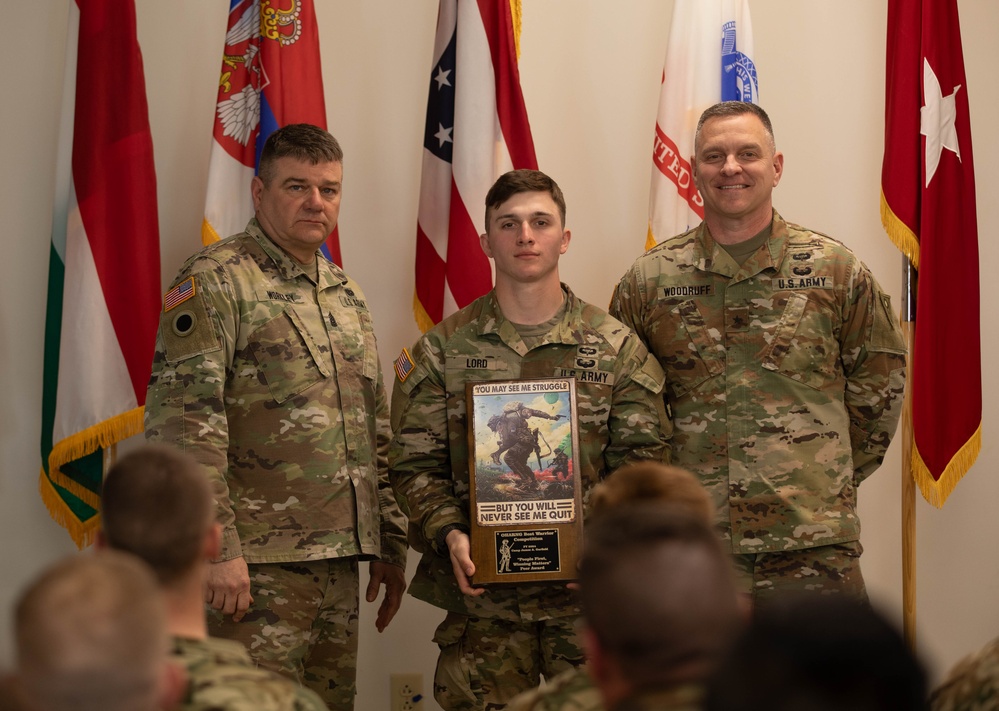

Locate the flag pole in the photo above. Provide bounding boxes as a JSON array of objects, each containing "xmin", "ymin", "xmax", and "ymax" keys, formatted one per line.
[{"xmin": 901, "ymin": 257, "xmax": 917, "ymax": 651}]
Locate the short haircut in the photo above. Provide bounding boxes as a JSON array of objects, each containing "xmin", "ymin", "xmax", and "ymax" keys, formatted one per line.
[
  {"xmin": 694, "ymin": 101, "xmax": 776, "ymax": 154},
  {"xmin": 589, "ymin": 462, "xmax": 713, "ymax": 524},
  {"xmin": 484, "ymin": 169, "xmax": 567, "ymax": 231},
  {"xmin": 15, "ymin": 551, "xmax": 168, "ymax": 711},
  {"xmin": 703, "ymin": 595, "xmax": 928, "ymax": 711},
  {"xmin": 581, "ymin": 503, "xmax": 740, "ymax": 690},
  {"xmin": 258, "ymin": 123, "xmax": 343, "ymax": 186},
  {"xmin": 101, "ymin": 444, "xmax": 213, "ymax": 585}
]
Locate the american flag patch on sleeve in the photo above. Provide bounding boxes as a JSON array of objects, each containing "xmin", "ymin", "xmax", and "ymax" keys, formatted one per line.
[
  {"xmin": 163, "ymin": 277, "xmax": 195, "ymax": 312},
  {"xmin": 394, "ymin": 348, "xmax": 416, "ymax": 383}
]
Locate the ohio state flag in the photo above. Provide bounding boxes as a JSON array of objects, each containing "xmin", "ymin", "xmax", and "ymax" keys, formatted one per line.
[
  {"xmin": 202, "ymin": 0, "xmax": 342, "ymax": 265},
  {"xmin": 412, "ymin": 0, "xmax": 537, "ymax": 331},
  {"xmin": 647, "ymin": 0, "xmax": 757, "ymax": 250},
  {"xmin": 881, "ymin": 0, "xmax": 981, "ymax": 507}
]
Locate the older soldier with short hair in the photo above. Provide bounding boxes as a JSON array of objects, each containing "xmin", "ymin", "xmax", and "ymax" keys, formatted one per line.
[
  {"xmin": 611, "ymin": 101, "xmax": 906, "ymax": 601},
  {"xmin": 144, "ymin": 123, "xmax": 407, "ymax": 709},
  {"xmin": 390, "ymin": 169, "xmax": 671, "ymax": 710}
]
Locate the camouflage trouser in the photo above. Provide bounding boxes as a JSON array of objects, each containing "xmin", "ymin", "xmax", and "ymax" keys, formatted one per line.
[
  {"xmin": 732, "ymin": 540, "xmax": 867, "ymax": 602},
  {"xmin": 206, "ymin": 557, "xmax": 359, "ymax": 710},
  {"xmin": 432, "ymin": 611, "xmax": 584, "ymax": 711}
]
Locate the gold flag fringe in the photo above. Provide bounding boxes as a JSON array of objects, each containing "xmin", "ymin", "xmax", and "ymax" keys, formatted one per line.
[
  {"xmin": 911, "ymin": 424, "xmax": 981, "ymax": 508},
  {"xmin": 201, "ymin": 216, "xmax": 222, "ymax": 246},
  {"xmin": 47, "ymin": 407, "xmax": 145, "ymax": 511},
  {"xmin": 510, "ymin": 0, "xmax": 523, "ymax": 59},
  {"xmin": 413, "ymin": 292, "xmax": 437, "ymax": 335},
  {"xmin": 38, "ymin": 469, "xmax": 99, "ymax": 549},
  {"xmin": 880, "ymin": 190, "xmax": 921, "ymax": 270},
  {"xmin": 645, "ymin": 222, "xmax": 657, "ymax": 252}
]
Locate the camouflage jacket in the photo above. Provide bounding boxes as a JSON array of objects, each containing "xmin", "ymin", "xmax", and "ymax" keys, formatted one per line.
[
  {"xmin": 389, "ymin": 286, "xmax": 670, "ymax": 620},
  {"xmin": 610, "ymin": 212, "xmax": 906, "ymax": 553},
  {"xmin": 145, "ymin": 219, "xmax": 407, "ymax": 567},
  {"xmin": 931, "ymin": 636, "xmax": 999, "ymax": 711},
  {"xmin": 172, "ymin": 635, "xmax": 326, "ymax": 711},
  {"xmin": 505, "ymin": 666, "xmax": 601, "ymax": 711}
]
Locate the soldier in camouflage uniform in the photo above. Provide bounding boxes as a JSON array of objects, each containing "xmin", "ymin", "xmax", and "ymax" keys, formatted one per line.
[
  {"xmin": 610, "ymin": 102, "xmax": 907, "ymax": 600},
  {"xmin": 144, "ymin": 124, "xmax": 407, "ymax": 709},
  {"xmin": 99, "ymin": 444, "xmax": 327, "ymax": 711},
  {"xmin": 390, "ymin": 170, "xmax": 671, "ymax": 710},
  {"xmin": 931, "ymin": 636, "xmax": 999, "ymax": 711}
]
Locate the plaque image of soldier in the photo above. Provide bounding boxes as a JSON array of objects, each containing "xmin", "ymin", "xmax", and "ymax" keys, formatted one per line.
[{"xmin": 487, "ymin": 401, "xmax": 564, "ymax": 493}]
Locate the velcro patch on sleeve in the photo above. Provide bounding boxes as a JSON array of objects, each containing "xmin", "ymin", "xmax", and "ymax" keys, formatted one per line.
[
  {"xmin": 163, "ymin": 276, "xmax": 196, "ymax": 312},
  {"xmin": 394, "ymin": 347, "xmax": 416, "ymax": 382}
]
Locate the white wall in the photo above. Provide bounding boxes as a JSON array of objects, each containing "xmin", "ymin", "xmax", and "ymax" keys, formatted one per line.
[{"xmin": 2, "ymin": 2, "xmax": 996, "ymax": 709}]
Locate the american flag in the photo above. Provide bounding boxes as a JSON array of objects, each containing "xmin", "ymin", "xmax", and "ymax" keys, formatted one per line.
[
  {"xmin": 412, "ymin": 0, "xmax": 538, "ymax": 331},
  {"xmin": 163, "ymin": 277, "xmax": 195, "ymax": 312}
]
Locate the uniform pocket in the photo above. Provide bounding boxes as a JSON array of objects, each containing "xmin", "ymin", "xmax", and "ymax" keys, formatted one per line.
[
  {"xmin": 248, "ymin": 309, "xmax": 327, "ymax": 403},
  {"xmin": 761, "ymin": 292, "xmax": 840, "ymax": 391},
  {"xmin": 650, "ymin": 299, "xmax": 724, "ymax": 399}
]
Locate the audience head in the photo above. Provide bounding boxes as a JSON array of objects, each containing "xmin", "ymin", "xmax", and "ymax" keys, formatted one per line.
[
  {"xmin": 703, "ymin": 594, "xmax": 928, "ymax": 711},
  {"xmin": 590, "ymin": 461, "xmax": 714, "ymax": 524},
  {"xmin": 14, "ymin": 550, "xmax": 182, "ymax": 711},
  {"xmin": 580, "ymin": 503, "xmax": 741, "ymax": 707},
  {"xmin": 100, "ymin": 444, "xmax": 216, "ymax": 586}
]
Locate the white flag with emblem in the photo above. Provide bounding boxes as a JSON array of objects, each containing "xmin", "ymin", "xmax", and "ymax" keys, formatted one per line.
[{"xmin": 647, "ymin": 0, "xmax": 757, "ymax": 249}]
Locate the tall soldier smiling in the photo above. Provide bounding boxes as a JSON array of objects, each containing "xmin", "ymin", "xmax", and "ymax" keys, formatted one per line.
[{"xmin": 611, "ymin": 101, "xmax": 907, "ymax": 602}]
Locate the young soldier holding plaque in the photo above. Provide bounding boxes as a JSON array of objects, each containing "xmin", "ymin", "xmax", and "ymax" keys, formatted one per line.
[{"xmin": 389, "ymin": 170, "xmax": 671, "ymax": 711}]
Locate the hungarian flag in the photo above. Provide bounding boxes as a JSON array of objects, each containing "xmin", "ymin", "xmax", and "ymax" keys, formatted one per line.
[
  {"xmin": 647, "ymin": 0, "xmax": 756, "ymax": 250},
  {"xmin": 202, "ymin": 0, "xmax": 342, "ymax": 265},
  {"xmin": 881, "ymin": 0, "xmax": 981, "ymax": 507},
  {"xmin": 41, "ymin": 0, "xmax": 162, "ymax": 546},
  {"xmin": 413, "ymin": 0, "xmax": 538, "ymax": 331}
]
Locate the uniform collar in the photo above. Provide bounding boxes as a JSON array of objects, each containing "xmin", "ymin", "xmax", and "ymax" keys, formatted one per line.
[
  {"xmin": 246, "ymin": 218, "xmax": 348, "ymax": 288},
  {"xmin": 693, "ymin": 210, "xmax": 790, "ymax": 281},
  {"xmin": 476, "ymin": 283, "xmax": 583, "ymax": 355}
]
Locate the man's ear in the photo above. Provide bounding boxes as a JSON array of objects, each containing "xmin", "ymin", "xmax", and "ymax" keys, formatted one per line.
[
  {"xmin": 94, "ymin": 530, "xmax": 108, "ymax": 550},
  {"xmin": 157, "ymin": 660, "xmax": 188, "ymax": 711},
  {"xmin": 479, "ymin": 232, "xmax": 493, "ymax": 259}
]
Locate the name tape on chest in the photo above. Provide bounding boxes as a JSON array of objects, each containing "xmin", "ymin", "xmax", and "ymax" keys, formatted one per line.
[
  {"xmin": 448, "ymin": 356, "xmax": 508, "ymax": 371},
  {"xmin": 657, "ymin": 284, "xmax": 715, "ymax": 299},
  {"xmin": 772, "ymin": 276, "xmax": 833, "ymax": 290},
  {"xmin": 555, "ymin": 367, "xmax": 614, "ymax": 385}
]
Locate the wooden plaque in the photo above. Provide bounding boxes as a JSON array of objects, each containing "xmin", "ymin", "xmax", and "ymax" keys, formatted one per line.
[{"xmin": 466, "ymin": 378, "xmax": 584, "ymax": 585}]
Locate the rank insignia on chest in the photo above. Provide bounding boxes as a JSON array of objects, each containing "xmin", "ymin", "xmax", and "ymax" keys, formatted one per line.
[
  {"xmin": 163, "ymin": 277, "xmax": 195, "ymax": 312},
  {"xmin": 394, "ymin": 348, "xmax": 416, "ymax": 383}
]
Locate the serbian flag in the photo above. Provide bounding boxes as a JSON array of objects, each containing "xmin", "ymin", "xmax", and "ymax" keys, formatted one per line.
[
  {"xmin": 41, "ymin": 0, "xmax": 161, "ymax": 546},
  {"xmin": 413, "ymin": 0, "xmax": 538, "ymax": 331},
  {"xmin": 647, "ymin": 0, "xmax": 756, "ymax": 250},
  {"xmin": 881, "ymin": 0, "xmax": 981, "ymax": 507},
  {"xmin": 202, "ymin": 0, "xmax": 341, "ymax": 266}
]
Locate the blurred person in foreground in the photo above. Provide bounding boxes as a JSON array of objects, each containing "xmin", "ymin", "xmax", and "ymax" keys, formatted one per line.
[
  {"xmin": 506, "ymin": 462, "xmax": 721, "ymax": 711},
  {"xmin": 13, "ymin": 550, "xmax": 185, "ymax": 711},
  {"xmin": 703, "ymin": 594, "xmax": 927, "ymax": 711},
  {"xmin": 98, "ymin": 444, "xmax": 327, "ymax": 711}
]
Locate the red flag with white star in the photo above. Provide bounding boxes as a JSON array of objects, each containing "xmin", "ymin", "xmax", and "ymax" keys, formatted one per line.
[{"xmin": 880, "ymin": 0, "xmax": 981, "ymax": 507}]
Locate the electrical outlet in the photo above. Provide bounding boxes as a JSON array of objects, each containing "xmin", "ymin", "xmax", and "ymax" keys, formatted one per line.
[{"xmin": 390, "ymin": 673, "xmax": 424, "ymax": 711}]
